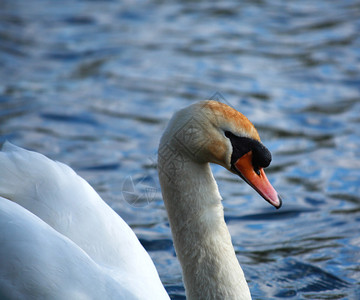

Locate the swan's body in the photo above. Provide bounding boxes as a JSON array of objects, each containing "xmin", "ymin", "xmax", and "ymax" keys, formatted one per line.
[
  {"xmin": 0, "ymin": 142, "xmax": 169, "ymax": 300},
  {"xmin": 0, "ymin": 100, "xmax": 281, "ymax": 299}
]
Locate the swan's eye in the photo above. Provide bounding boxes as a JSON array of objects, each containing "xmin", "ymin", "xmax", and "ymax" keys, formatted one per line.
[
  {"xmin": 224, "ymin": 131, "xmax": 232, "ymax": 139},
  {"xmin": 225, "ymin": 131, "xmax": 250, "ymax": 161}
]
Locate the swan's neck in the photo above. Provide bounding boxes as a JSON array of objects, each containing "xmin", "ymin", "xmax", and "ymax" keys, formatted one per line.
[{"xmin": 158, "ymin": 146, "xmax": 251, "ymax": 300}]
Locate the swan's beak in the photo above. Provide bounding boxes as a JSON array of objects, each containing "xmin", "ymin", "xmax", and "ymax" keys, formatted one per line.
[{"xmin": 233, "ymin": 151, "xmax": 282, "ymax": 209}]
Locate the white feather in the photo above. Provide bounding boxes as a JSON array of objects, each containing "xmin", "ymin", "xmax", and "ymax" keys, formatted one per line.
[
  {"xmin": 0, "ymin": 142, "xmax": 169, "ymax": 300},
  {"xmin": 0, "ymin": 100, "xmax": 274, "ymax": 300}
]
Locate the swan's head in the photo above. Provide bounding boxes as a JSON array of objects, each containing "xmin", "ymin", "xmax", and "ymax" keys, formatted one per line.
[{"xmin": 160, "ymin": 100, "xmax": 282, "ymax": 208}]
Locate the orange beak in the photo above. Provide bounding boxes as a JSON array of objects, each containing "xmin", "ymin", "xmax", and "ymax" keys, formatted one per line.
[{"xmin": 234, "ymin": 151, "xmax": 282, "ymax": 209}]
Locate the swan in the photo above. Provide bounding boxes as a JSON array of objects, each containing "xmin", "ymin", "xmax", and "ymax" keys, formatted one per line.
[
  {"xmin": 0, "ymin": 143, "xmax": 169, "ymax": 300},
  {"xmin": 0, "ymin": 100, "xmax": 281, "ymax": 300},
  {"xmin": 158, "ymin": 100, "xmax": 281, "ymax": 300}
]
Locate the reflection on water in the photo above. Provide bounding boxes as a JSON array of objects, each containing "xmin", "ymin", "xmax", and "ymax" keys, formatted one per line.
[{"xmin": 1, "ymin": 0, "xmax": 360, "ymax": 298}]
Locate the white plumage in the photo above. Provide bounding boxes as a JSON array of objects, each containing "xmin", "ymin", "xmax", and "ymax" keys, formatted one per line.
[
  {"xmin": 0, "ymin": 100, "xmax": 281, "ymax": 300},
  {"xmin": 0, "ymin": 142, "xmax": 169, "ymax": 300}
]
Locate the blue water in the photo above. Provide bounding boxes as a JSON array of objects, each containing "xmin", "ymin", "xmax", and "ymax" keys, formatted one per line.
[{"xmin": 1, "ymin": 0, "xmax": 360, "ymax": 299}]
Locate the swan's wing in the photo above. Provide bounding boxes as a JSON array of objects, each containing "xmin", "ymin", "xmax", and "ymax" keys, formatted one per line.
[
  {"xmin": 0, "ymin": 142, "xmax": 169, "ymax": 299},
  {"xmin": 0, "ymin": 197, "xmax": 137, "ymax": 300}
]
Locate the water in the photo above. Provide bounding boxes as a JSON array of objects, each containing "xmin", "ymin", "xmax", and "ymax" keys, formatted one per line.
[{"xmin": 1, "ymin": 0, "xmax": 360, "ymax": 298}]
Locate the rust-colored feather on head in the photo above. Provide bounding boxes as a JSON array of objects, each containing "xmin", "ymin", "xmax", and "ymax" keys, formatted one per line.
[
  {"xmin": 159, "ymin": 99, "xmax": 281, "ymax": 208},
  {"xmin": 199, "ymin": 100, "xmax": 261, "ymax": 142}
]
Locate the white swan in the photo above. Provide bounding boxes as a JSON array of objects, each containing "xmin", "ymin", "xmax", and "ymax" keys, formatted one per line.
[
  {"xmin": 0, "ymin": 100, "xmax": 281, "ymax": 300},
  {"xmin": 158, "ymin": 100, "xmax": 281, "ymax": 300},
  {"xmin": 0, "ymin": 142, "xmax": 169, "ymax": 300}
]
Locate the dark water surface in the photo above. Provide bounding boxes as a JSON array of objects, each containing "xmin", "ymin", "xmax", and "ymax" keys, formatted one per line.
[{"xmin": 1, "ymin": 0, "xmax": 360, "ymax": 299}]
